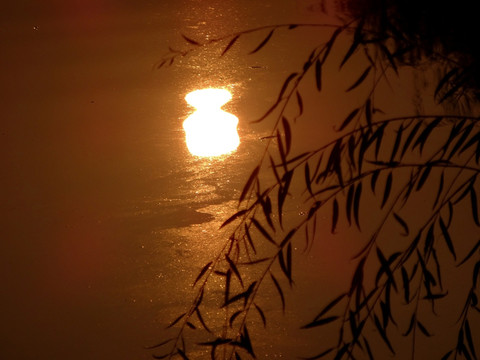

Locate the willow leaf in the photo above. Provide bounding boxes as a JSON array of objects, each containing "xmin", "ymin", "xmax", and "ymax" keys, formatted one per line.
[
  {"xmin": 346, "ymin": 184, "xmax": 354, "ymax": 225},
  {"xmin": 221, "ymin": 209, "xmax": 248, "ymax": 228},
  {"xmin": 167, "ymin": 312, "xmax": 186, "ymax": 328},
  {"xmin": 251, "ymin": 218, "xmax": 276, "ymax": 245},
  {"xmin": 282, "ymin": 116, "xmax": 292, "ymax": 155},
  {"xmin": 331, "ymin": 198, "xmax": 339, "ymax": 234},
  {"xmin": 254, "ymin": 303, "xmax": 267, "ymax": 327},
  {"xmin": 346, "ymin": 66, "xmax": 371, "ymax": 92},
  {"xmin": 296, "ymin": 91, "xmax": 304, "ymax": 116},
  {"xmin": 222, "ymin": 35, "xmax": 240, "ymax": 56},
  {"xmin": 239, "ymin": 166, "xmax": 259, "ymax": 203},
  {"xmin": 301, "ymin": 348, "xmax": 333, "ymax": 360},
  {"xmin": 354, "ymin": 182, "xmax": 362, "ymax": 229},
  {"xmin": 381, "ymin": 172, "xmax": 393, "ymax": 208},
  {"xmin": 393, "ymin": 212, "xmax": 409, "ymax": 236},
  {"xmin": 270, "ymin": 273, "xmax": 285, "ymax": 312},
  {"xmin": 249, "ymin": 29, "xmax": 274, "ymax": 54},
  {"xmin": 193, "ymin": 261, "xmax": 212, "ymax": 287},
  {"xmin": 315, "ymin": 59, "xmax": 322, "ymax": 91},
  {"xmin": 401, "ymin": 267, "xmax": 410, "ymax": 303},
  {"xmin": 439, "ymin": 217, "xmax": 456, "ymax": 260},
  {"xmin": 226, "ymin": 255, "xmax": 244, "ymax": 287},
  {"xmin": 182, "ymin": 34, "xmax": 201, "ymax": 46},
  {"xmin": 458, "ymin": 238, "xmax": 480, "ymax": 266},
  {"xmin": 338, "ymin": 108, "xmax": 359, "ymax": 131},
  {"xmin": 471, "ymin": 187, "xmax": 480, "ymax": 226}
]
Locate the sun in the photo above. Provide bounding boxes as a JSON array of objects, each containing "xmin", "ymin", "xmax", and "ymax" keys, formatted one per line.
[{"xmin": 183, "ymin": 88, "xmax": 240, "ymax": 157}]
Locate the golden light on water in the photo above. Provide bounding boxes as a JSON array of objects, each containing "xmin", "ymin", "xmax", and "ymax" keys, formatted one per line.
[{"xmin": 183, "ymin": 88, "xmax": 240, "ymax": 157}]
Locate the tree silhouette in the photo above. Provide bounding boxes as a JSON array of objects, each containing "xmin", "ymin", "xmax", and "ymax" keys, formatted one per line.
[{"xmin": 150, "ymin": 1, "xmax": 480, "ymax": 359}]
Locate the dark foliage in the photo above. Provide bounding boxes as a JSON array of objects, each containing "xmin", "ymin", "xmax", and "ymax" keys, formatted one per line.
[{"xmin": 152, "ymin": 1, "xmax": 480, "ymax": 358}]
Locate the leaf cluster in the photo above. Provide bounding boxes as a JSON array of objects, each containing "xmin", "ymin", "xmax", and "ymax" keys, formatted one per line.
[{"xmin": 151, "ymin": 10, "xmax": 480, "ymax": 360}]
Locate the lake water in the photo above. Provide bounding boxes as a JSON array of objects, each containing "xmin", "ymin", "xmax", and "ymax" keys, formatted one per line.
[{"xmin": 1, "ymin": 1, "xmax": 342, "ymax": 359}]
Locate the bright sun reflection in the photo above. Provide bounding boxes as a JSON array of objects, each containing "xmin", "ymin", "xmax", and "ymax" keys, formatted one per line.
[{"xmin": 183, "ymin": 88, "xmax": 240, "ymax": 157}]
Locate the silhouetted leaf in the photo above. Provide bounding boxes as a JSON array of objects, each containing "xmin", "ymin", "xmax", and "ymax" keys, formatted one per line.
[
  {"xmin": 365, "ymin": 98, "xmax": 372, "ymax": 126},
  {"xmin": 363, "ymin": 337, "xmax": 374, "ymax": 360},
  {"xmin": 439, "ymin": 217, "xmax": 456, "ymax": 260},
  {"xmin": 471, "ymin": 186, "xmax": 480, "ymax": 226},
  {"xmin": 239, "ymin": 326, "xmax": 255, "ymax": 357},
  {"xmin": 413, "ymin": 117, "xmax": 442, "ymax": 154},
  {"xmin": 249, "ymin": 29, "xmax": 274, "ymax": 54},
  {"xmin": 254, "ymin": 303, "xmax": 267, "ymax": 327},
  {"xmin": 465, "ymin": 320, "xmax": 477, "ymax": 359},
  {"xmin": 314, "ymin": 293, "xmax": 346, "ymax": 320},
  {"xmin": 270, "ymin": 273, "xmax": 285, "ymax": 312},
  {"xmin": 390, "ymin": 123, "xmax": 404, "ymax": 161},
  {"xmin": 381, "ymin": 172, "xmax": 392, "ymax": 208},
  {"xmin": 346, "ymin": 66, "xmax": 371, "ymax": 92},
  {"xmin": 252, "ymin": 101, "xmax": 279, "ymax": 123},
  {"xmin": 278, "ymin": 170, "xmax": 293, "ymax": 227},
  {"xmin": 145, "ymin": 338, "xmax": 173, "ymax": 350},
  {"xmin": 458, "ymin": 238, "xmax": 480, "ymax": 266},
  {"xmin": 296, "ymin": 91, "xmax": 304, "ymax": 116},
  {"xmin": 221, "ymin": 209, "xmax": 248, "ymax": 229},
  {"xmin": 222, "ymin": 35, "xmax": 240, "ymax": 56},
  {"xmin": 226, "ymin": 255, "xmax": 244, "ymax": 287},
  {"xmin": 433, "ymin": 171, "xmax": 445, "ymax": 209},
  {"xmin": 340, "ymin": 22, "xmax": 363, "ymax": 68},
  {"xmin": 277, "ymin": 129, "xmax": 287, "ymax": 171},
  {"xmin": 417, "ymin": 321, "xmax": 431, "ymax": 337},
  {"xmin": 321, "ymin": 27, "xmax": 342, "ymax": 63},
  {"xmin": 354, "ymin": 182, "xmax": 362, "ymax": 229},
  {"xmin": 460, "ymin": 131, "xmax": 480, "ymax": 155},
  {"xmin": 338, "ymin": 108, "xmax": 359, "ymax": 131},
  {"xmin": 244, "ymin": 224, "xmax": 256, "ymax": 254},
  {"xmin": 401, "ymin": 121, "xmax": 422, "ymax": 158},
  {"xmin": 441, "ymin": 350, "xmax": 453, "ymax": 360},
  {"xmin": 251, "ymin": 218, "xmax": 276, "ymax": 245},
  {"xmin": 186, "ymin": 321, "xmax": 196, "ymax": 329},
  {"xmin": 239, "ymin": 166, "xmax": 259, "ymax": 203},
  {"xmin": 167, "ymin": 312, "xmax": 186, "ymax": 328},
  {"xmin": 448, "ymin": 123, "xmax": 473, "ymax": 159},
  {"xmin": 331, "ymin": 198, "xmax": 339, "ymax": 234},
  {"xmin": 223, "ymin": 282, "xmax": 256, "ymax": 307},
  {"xmin": 401, "ymin": 267, "xmax": 410, "ymax": 303},
  {"xmin": 379, "ymin": 43, "xmax": 398, "ymax": 74},
  {"xmin": 349, "ymin": 257, "xmax": 366, "ymax": 298},
  {"xmin": 229, "ymin": 310, "xmax": 242, "ymax": 327},
  {"xmin": 305, "ymin": 162, "xmax": 313, "ymax": 196},
  {"xmin": 182, "ymin": 34, "xmax": 201, "ymax": 45},
  {"xmin": 346, "ymin": 184, "xmax": 354, "ymax": 225},
  {"xmin": 301, "ymin": 348, "xmax": 333, "ymax": 360},
  {"xmin": 193, "ymin": 261, "xmax": 212, "ymax": 286},
  {"xmin": 416, "ymin": 165, "xmax": 432, "ymax": 191},
  {"xmin": 302, "ymin": 316, "xmax": 339, "ymax": 329},
  {"xmin": 371, "ymin": 169, "xmax": 380, "ymax": 194},
  {"xmin": 393, "ymin": 212, "xmax": 409, "ymax": 236},
  {"xmin": 195, "ymin": 308, "xmax": 212, "ymax": 333},
  {"xmin": 403, "ymin": 314, "xmax": 415, "ymax": 336},
  {"xmin": 315, "ymin": 59, "xmax": 322, "ymax": 91},
  {"xmin": 282, "ymin": 116, "xmax": 292, "ymax": 155},
  {"xmin": 474, "ymin": 261, "xmax": 480, "ymax": 288},
  {"xmin": 374, "ymin": 314, "xmax": 395, "ymax": 353},
  {"xmin": 424, "ymin": 223, "xmax": 435, "ymax": 256},
  {"xmin": 434, "ymin": 67, "xmax": 459, "ymax": 98},
  {"xmin": 277, "ymin": 72, "xmax": 298, "ymax": 103}
]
